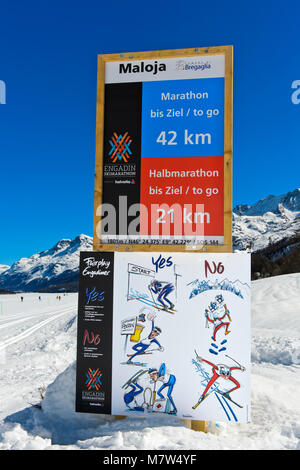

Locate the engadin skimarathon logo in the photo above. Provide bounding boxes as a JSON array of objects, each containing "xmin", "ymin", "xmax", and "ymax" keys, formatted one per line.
[
  {"xmin": 85, "ymin": 368, "xmax": 102, "ymax": 391},
  {"xmin": 175, "ymin": 59, "xmax": 212, "ymax": 72},
  {"xmin": 109, "ymin": 132, "xmax": 132, "ymax": 163}
]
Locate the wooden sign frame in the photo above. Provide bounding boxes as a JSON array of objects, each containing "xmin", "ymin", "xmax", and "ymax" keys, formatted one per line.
[{"xmin": 93, "ymin": 46, "xmax": 233, "ymax": 253}]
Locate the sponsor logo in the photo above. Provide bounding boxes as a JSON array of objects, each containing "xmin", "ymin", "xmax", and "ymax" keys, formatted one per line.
[
  {"xmin": 85, "ymin": 368, "xmax": 102, "ymax": 391},
  {"xmin": 109, "ymin": 132, "xmax": 132, "ymax": 163},
  {"xmin": 175, "ymin": 60, "xmax": 212, "ymax": 72},
  {"xmin": 175, "ymin": 60, "xmax": 185, "ymax": 71},
  {"xmin": 114, "ymin": 179, "xmax": 135, "ymax": 184}
]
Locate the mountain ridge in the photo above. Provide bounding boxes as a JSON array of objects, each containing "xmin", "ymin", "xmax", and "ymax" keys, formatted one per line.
[
  {"xmin": 1, "ymin": 188, "xmax": 300, "ymax": 291},
  {"xmin": 0, "ymin": 234, "xmax": 93, "ymax": 292},
  {"xmin": 233, "ymin": 188, "xmax": 300, "ymax": 252},
  {"xmin": 233, "ymin": 188, "xmax": 300, "ymax": 216}
]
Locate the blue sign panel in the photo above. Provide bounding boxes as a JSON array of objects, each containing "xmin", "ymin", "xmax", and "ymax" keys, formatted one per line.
[{"xmin": 141, "ymin": 78, "xmax": 224, "ymax": 158}]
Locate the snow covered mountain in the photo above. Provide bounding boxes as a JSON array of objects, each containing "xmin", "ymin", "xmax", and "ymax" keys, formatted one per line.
[
  {"xmin": 0, "ymin": 234, "xmax": 92, "ymax": 292},
  {"xmin": 0, "ymin": 188, "xmax": 299, "ymax": 292},
  {"xmin": 0, "ymin": 265, "xmax": 9, "ymax": 275},
  {"xmin": 233, "ymin": 188, "xmax": 300, "ymax": 252}
]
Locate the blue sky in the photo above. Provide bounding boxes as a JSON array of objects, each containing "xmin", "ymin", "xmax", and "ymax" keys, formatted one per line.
[{"xmin": 1, "ymin": 0, "xmax": 300, "ymax": 265}]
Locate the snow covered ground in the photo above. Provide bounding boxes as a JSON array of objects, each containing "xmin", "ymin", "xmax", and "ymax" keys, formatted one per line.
[{"xmin": 0, "ymin": 276, "xmax": 299, "ymax": 450}]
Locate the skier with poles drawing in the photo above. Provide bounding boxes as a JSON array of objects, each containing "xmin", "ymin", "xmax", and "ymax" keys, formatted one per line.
[
  {"xmin": 205, "ymin": 295, "xmax": 232, "ymax": 341},
  {"xmin": 148, "ymin": 280, "xmax": 175, "ymax": 311},
  {"xmin": 193, "ymin": 351, "xmax": 245, "ymax": 409},
  {"xmin": 127, "ymin": 312, "xmax": 164, "ymax": 364}
]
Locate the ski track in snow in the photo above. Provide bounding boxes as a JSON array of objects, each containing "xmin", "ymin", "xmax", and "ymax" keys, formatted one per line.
[
  {"xmin": 0, "ymin": 280, "xmax": 299, "ymax": 450},
  {"xmin": 0, "ymin": 307, "xmax": 74, "ymax": 351}
]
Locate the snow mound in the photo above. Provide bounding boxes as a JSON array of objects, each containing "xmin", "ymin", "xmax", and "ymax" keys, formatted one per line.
[
  {"xmin": 42, "ymin": 362, "xmax": 115, "ymax": 441},
  {"xmin": 252, "ymin": 273, "xmax": 300, "ymax": 335},
  {"xmin": 251, "ymin": 274, "xmax": 300, "ymax": 366},
  {"xmin": 37, "ymin": 362, "xmax": 201, "ymax": 447},
  {"xmin": 252, "ymin": 336, "xmax": 300, "ymax": 365}
]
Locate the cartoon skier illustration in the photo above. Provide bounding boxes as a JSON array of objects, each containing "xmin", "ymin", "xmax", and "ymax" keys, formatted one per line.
[
  {"xmin": 148, "ymin": 280, "xmax": 175, "ymax": 311},
  {"xmin": 193, "ymin": 351, "xmax": 245, "ymax": 409},
  {"xmin": 205, "ymin": 295, "xmax": 232, "ymax": 342},
  {"xmin": 148, "ymin": 363, "xmax": 177, "ymax": 414},
  {"xmin": 122, "ymin": 370, "xmax": 147, "ymax": 412},
  {"xmin": 127, "ymin": 311, "xmax": 164, "ymax": 364}
]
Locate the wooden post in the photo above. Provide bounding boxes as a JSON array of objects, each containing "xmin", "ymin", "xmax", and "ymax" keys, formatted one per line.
[
  {"xmin": 182, "ymin": 419, "xmax": 192, "ymax": 429},
  {"xmin": 191, "ymin": 420, "xmax": 207, "ymax": 432}
]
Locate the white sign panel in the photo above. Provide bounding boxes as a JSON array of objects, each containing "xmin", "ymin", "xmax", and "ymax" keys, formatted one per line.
[
  {"xmin": 105, "ymin": 54, "xmax": 225, "ymax": 83},
  {"xmin": 76, "ymin": 252, "xmax": 251, "ymax": 423}
]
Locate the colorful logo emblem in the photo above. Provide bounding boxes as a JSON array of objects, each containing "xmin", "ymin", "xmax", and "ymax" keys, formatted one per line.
[
  {"xmin": 175, "ymin": 60, "xmax": 185, "ymax": 71},
  {"xmin": 109, "ymin": 132, "xmax": 132, "ymax": 162},
  {"xmin": 85, "ymin": 368, "xmax": 102, "ymax": 390}
]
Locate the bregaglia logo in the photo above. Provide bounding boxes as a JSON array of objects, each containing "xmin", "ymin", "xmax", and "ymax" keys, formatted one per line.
[{"xmin": 175, "ymin": 60, "xmax": 212, "ymax": 72}]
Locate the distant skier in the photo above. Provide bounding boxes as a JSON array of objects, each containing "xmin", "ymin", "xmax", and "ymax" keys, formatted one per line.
[
  {"xmin": 20, "ymin": 296, "xmax": 23, "ymax": 302},
  {"xmin": 149, "ymin": 280, "xmax": 175, "ymax": 311}
]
